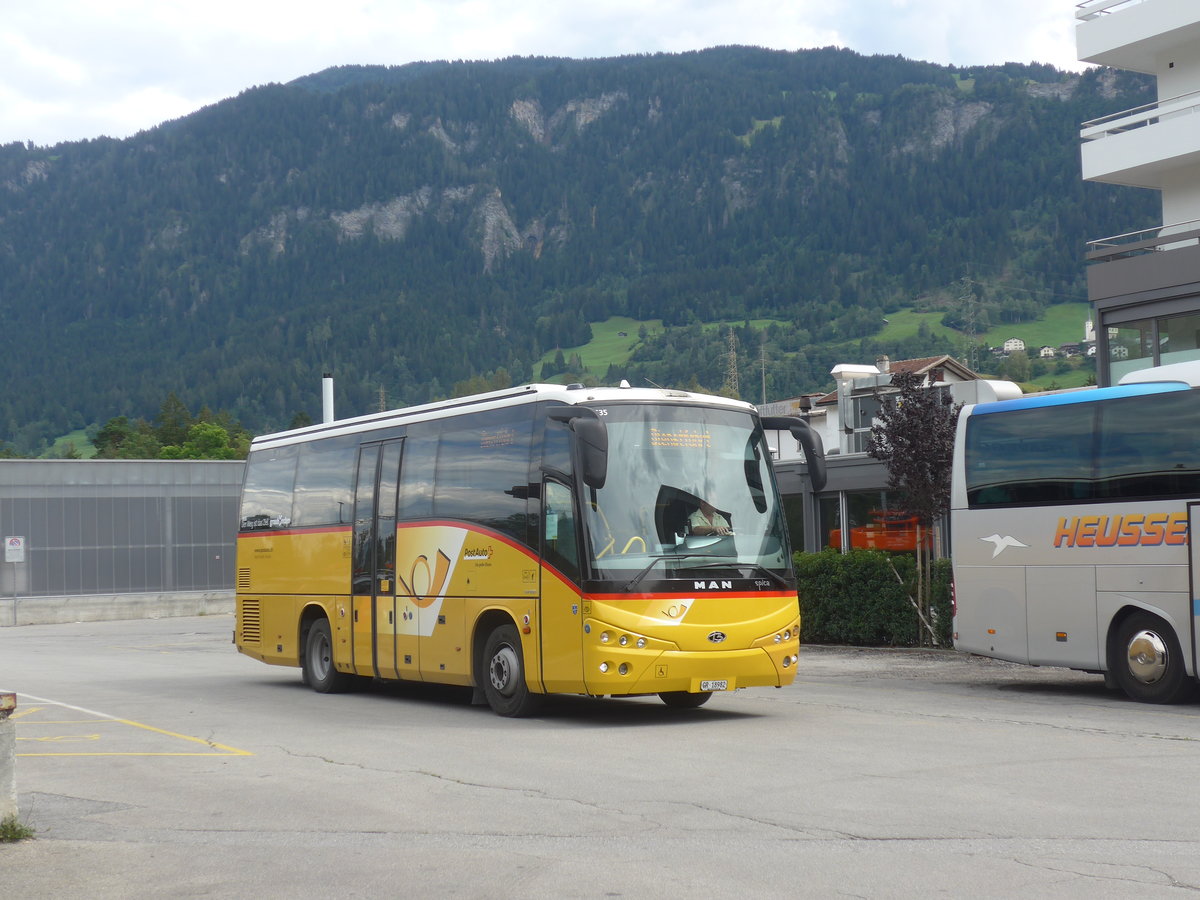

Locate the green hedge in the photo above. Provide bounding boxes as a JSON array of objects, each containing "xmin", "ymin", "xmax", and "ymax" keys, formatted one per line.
[{"xmin": 794, "ymin": 549, "xmax": 952, "ymax": 647}]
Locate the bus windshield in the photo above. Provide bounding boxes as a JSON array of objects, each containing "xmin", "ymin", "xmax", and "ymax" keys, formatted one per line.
[{"xmin": 580, "ymin": 403, "xmax": 790, "ymax": 585}]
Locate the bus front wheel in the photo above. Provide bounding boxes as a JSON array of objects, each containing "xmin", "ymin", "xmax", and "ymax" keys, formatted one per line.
[
  {"xmin": 303, "ymin": 618, "xmax": 356, "ymax": 694},
  {"xmin": 1111, "ymin": 612, "xmax": 1192, "ymax": 704},
  {"xmin": 482, "ymin": 624, "xmax": 543, "ymax": 717},
  {"xmin": 659, "ymin": 691, "xmax": 713, "ymax": 709}
]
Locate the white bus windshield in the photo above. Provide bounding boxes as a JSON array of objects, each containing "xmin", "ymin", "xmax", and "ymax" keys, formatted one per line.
[{"xmin": 580, "ymin": 403, "xmax": 790, "ymax": 584}]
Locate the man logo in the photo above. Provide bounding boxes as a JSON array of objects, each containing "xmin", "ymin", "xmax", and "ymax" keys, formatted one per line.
[{"xmin": 708, "ymin": 631, "xmax": 727, "ymax": 643}]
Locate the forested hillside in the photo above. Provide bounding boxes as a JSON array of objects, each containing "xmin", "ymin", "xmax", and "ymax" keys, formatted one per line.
[{"xmin": 0, "ymin": 47, "xmax": 1156, "ymax": 452}]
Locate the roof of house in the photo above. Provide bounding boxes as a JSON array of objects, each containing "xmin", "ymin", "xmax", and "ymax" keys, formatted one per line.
[{"xmin": 811, "ymin": 355, "xmax": 980, "ymax": 405}]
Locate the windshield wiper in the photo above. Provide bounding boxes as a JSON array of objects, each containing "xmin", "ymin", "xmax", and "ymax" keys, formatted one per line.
[{"xmin": 623, "ymin": 554, "xmax": 706, "ymax": 592}]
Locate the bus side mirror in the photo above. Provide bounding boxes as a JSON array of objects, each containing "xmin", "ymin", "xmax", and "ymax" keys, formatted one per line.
[
  {"xmin": 547, "ymin": 407, "xmax": 609, "ymax": 491},
  {"xmin": 761, "ymin": 416, "xmax": 826, "ymax": 493},
  {"xmin": 574, "ymin": 417, "xmax": 608, "ymax": 490}
]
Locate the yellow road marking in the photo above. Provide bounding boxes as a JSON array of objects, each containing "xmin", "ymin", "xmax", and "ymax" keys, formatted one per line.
[
  {"xmin": 19, "ymin": 734, "xmax": 101, "ymax": 742},
  {"xmin": 9, "ymin": 707, "xmax": 42, "ymax": 720},
  {"xmin": 112, "ymin": 718, "xmax": 252, "ymax": 756},
  {"xmin": 14, "ymin": 693, "xmax": 253, "ymax": 758}
]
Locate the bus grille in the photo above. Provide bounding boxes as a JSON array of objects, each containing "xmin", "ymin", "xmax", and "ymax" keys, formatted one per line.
[
  {"xmin": 240, "ymin": 597, "xmax": 262, "ymax": 644},
  {"xmin": 237, "ymin": 567, "xmax": 252, "ymax": 591}
]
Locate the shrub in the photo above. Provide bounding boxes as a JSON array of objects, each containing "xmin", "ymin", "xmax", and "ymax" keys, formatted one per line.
[
  {"xmin": 795, "ymin": 549, "xmax": 953, "ymax": 647},
  {"xmin": 0, "ymin": 814, "xmax": 34, "ymax": 842}
]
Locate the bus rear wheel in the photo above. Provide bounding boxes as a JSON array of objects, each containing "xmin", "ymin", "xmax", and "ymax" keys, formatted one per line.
[
  {"xmin": 1112, "ymin": 612, "xmax": 1192, "ymax": 704},
  {"xmin": 658, "ymin": 691, "xmax": 713, "ymax": 709},
  {"xmin": 303, "ymin": 618, "xmax": 356, "ymax": 694},
  {"xmin": 482, "ymin": 624, "xmax": 543, "ymax": 717}
]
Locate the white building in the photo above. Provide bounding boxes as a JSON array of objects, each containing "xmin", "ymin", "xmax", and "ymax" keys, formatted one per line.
[
  {"xmin": 1078, "ymin": 0, "xmax": 1200, "ymax": 383},
  {"xmin": 1003, "ymin": 337, "xmax": 1026, "ymax": 354}
]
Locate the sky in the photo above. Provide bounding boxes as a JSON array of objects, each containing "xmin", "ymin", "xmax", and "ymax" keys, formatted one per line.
[{"xmin": 2, "ymin": 0, "xmax": 1089, "ymax": 148}]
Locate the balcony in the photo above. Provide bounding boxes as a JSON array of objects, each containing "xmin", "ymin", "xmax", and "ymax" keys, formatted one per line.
[
  {"xmin": 1080, "ymin": 89, "xmax": 1200, "ymax": 188},
  {"xmin": 1077, "ymin": 0, "xmax": 1200, "ymax": 73},
  {"xmin": 1085, "ymin": 220, "xmax": 1200, "ymax": 301}
]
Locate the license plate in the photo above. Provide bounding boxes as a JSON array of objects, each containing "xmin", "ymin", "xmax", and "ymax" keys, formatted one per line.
[{"xmin": 700, "ymin": 680, "xmax": 728, "ymax": 691}]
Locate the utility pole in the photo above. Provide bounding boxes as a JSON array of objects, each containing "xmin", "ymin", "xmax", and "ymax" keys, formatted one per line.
[
  {"xmin": 723, "ymin": 327, "xmax": 739, "ymax": 398},
  {"xmin": 760, "ymin": 333, "xmax": 768, "ymax": 405},
  {"xmin": 959, "ymin": 276, "xmax": 978, "ymax": 371}
]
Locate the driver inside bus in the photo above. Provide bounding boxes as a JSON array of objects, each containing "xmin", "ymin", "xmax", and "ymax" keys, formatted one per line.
[{"xmin": 688, "ymin": 499, "xmax": 731, "ymax": 536}]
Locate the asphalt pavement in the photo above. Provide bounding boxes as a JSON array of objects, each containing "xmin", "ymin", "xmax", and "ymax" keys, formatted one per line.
[{"xmin": 2, "ymin": 615, "xmax": 1198, "ymax": 898}]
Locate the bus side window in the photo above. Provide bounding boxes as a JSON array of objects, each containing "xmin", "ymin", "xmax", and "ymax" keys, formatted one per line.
[{"xmin": 542, "ymin": 480, "xmax": 580, "ymax": 581}]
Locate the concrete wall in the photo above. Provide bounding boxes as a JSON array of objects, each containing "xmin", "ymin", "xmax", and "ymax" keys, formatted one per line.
[
  {"xmin": 1, "ymin": 589, "xmax": 234, "ymax": 627},
  {"xmin": 0, "ymin": 460, "xmax": 243, "ymax": 624}
]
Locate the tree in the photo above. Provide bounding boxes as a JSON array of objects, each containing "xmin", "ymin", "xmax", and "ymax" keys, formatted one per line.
[
  {"xmin": 158, "ymin": 422, "xmax": 247, "ymax": 460},
  {"xmin": 156, "ymin": 393, "xmax": 193, "ymax": 447},
  {"xmin": 1000, "ymin": 349, "xmax": 1031, "ymax": 383},
  {"xmin": 92, "ymin": 416, "xmax": 162, "ymax": 459},
  {"xmin": 867, "ymin": 370, "xmax": 961, "ymax": 645}
]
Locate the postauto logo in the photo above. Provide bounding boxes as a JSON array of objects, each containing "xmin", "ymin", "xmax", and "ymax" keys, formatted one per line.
[{"xmin": 1053, "ymin": 512, "xmax": 1188, "ymax": 549}]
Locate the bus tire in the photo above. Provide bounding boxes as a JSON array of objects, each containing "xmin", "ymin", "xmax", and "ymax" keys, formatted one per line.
[
  {"xmin": 1111, "ymin": 612, "xmax": 1193, "ymax": 704},
  {"xmin": 658, "ymin": 691, "xmax": 713, "ymax": 709},
  {"xmin": 482, "ymin": 624, "xmax": 543, "ymax": 717},
  {"xmin": 303, "ymin": 618, "xmax": 356, "ymax": 694}
]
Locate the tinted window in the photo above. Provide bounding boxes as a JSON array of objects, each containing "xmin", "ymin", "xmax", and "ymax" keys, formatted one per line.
[
  {"xmin": 397, "ymin": 429, "xmax": 437, "ymax": 520},
  {"xmin": 966, "ymin": 389, "xmax": 1200, "ymax": 507},
  {"xmin": 538, "ymin": 415, "xmax": 573, "ymax": 477},
  {"xmin": 1095, "ymin": 390, "xmax": 1200, "ymax": 499},
  {"xmin": 292, "ymin": 435, "xmax": 357, "ymax": 527},
  {"xmin": 432, "ymin": 407, "xmax": 534, "ymax": 542},
  {"xmin": 240, "ymin": 446, "xmax": 298, "ymax": 530}
]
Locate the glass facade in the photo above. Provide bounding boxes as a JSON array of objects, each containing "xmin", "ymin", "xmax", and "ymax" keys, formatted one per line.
[
  {"xmin": 1107, "ymin": 312, "xmax": 1200, "ymax": 382},
  {"xmin": 0, "ymin": 460, "xmax": 243, "ymax": 598}
]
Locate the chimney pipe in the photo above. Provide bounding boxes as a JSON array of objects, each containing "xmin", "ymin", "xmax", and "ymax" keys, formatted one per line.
[{"xmin": 322, "ymin": 373, "xmax": 335, "ymax": 424}]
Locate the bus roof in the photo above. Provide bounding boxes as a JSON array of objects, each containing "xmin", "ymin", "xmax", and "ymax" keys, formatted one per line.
[
  {"xmin": 251, "ymin": 383, "xmax": 758, "ymax": 449},
  {"xmin": 970, "ymin": 379, "xmax": 1190, "ymax": 417}
]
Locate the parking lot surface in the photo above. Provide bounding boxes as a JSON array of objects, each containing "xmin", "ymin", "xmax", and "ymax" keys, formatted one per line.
[{"xmin": 2, "ymin": 615, "xmax": 1199, "ymax": 898}]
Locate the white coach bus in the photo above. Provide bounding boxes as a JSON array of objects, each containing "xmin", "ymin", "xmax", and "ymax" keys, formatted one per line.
[{"xmin": 951, "ymin": 361, "xmax": 1200, "ymax": 703}]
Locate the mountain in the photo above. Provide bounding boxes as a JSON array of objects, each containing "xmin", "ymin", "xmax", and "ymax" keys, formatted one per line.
[{"xmin": 0, "ymin": 47, "xmax": 1156, "ymax": 453}]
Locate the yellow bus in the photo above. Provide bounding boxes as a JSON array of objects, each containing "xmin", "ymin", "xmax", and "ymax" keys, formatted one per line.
[{"xmin": 235, "ymin": 382, "xmax": 825, "ymax": 715}]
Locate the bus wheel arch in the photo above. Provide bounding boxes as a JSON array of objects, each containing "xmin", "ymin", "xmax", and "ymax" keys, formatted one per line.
[
  {"xmin": 1107, "ymin": 608, "xmax": 1193, "ymax": 704},
  {"xmin": 298, "ymin": 605, "xmax": 328, "ymax": 686},
  {"xmin": 301, "ymin": 610, "xmax": 356, "ymax": 694},
  {"xmin": 473, "ymin": 613, "xmax": 544, "ymax": 717}
]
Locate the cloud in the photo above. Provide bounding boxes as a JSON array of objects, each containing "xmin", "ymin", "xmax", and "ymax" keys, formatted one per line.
[{"xmin": 0, "ymin": 0, "xmax": 1086, "ymax": 147}]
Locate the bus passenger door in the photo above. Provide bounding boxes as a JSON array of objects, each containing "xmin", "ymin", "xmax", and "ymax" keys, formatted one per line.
[
  {"xmin": 351, "ymin": 440, "xmax": 404, "ymax": 680},
  {"xmin": 1190, "ymin": 502, "xmax": 1200, "ymax": 680},
  {"xmin": 539, "ymin": 480, "xmax": 585, "ymax": 692},
  {"xmin": 374, "ymin": 441, "xmax": 404, "ymax": 681},
  {"xmin": 350, "ymin": 445, "xmax": 381, "ymax": 677}
]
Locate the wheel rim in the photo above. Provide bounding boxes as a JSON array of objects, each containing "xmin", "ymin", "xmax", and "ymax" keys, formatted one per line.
[
  {"xmin": 1126, "ymin": 629, "xmax": 1168, "ymax": 685},
  {"xmin": 311, "ymin": 629, "xmax": 332, "ymax": 681},
  {"xmin": 489, "ymin": 644, "xmax": 520, "ymax": 697}
]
